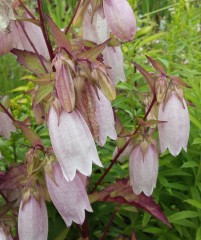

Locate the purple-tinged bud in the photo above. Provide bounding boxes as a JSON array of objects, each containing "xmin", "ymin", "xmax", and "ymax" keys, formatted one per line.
[
  {"xmin": 103, "ymin": 0, "xmax": 136, "ymax": 42},
  {"xmin": 158, "ymin": 92, "xmax": 190, "ymax": 156},
  {"xmin": 18, "ymin": 196, "xmax": 48, "ymax": 240},
  {"xmin": 46, "ymin": 163, "xmax": 92, "ymax": 227},
  {"xmin": 53, "ymin": 53, "xmax": 75, "ymax": 113},
  {"xmin": 103, "ymin": 46, "xmax": 126, "ymax": 84},
  {"xmin": 0, "ymin": 112, "xmax": 16, "ymax": 139},
  {"xmin": 129, "ymin": 144, "xmax": 158, "ymax": 196},
  {"xmin": 48, "ymin": 107, "xmax": 102, "ymax": 181}
]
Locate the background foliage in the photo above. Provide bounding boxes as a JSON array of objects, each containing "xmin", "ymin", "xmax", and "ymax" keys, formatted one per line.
[{"xmin": 0, "ymin": 0, "xmax": 201, "ymax": 239}]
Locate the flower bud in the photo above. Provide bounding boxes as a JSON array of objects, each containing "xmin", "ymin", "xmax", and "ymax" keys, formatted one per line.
[
  {"xmin": 103, "ymin": 0, "xmax": 136, "ymax": 41},
  {"xmin": 129, "ymin": 143, "xmax": 158, "ymax": 196},
  {"xmin": 158, "ymin": 92, "xmax": 190, "ymax": 156},
  {"xmin": 53, "ymin": 53, "xmax": 75, "ymax": 113},
  {"xmin": 18, "ymin": 196, "xmax": 48, "ymax": 240},
  {"xmin": 46, "ymin": 163, "xmax": 92, "ymax": 227},
  {"xmin": 48, "ymin": 107, "xmax": 102, "ymax": 182}
]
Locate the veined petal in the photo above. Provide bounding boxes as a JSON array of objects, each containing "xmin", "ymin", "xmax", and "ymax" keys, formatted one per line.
[
  {"xmin": 158, "ymin": 92, "xmax": 190, "ymax": 156},
  {"xmin": 129, "ymin": 144, "xmax": 158, "ymax": 196},
  {"xmin": 12, "ymin": 20, "xmax": 49, "ymax": 59},
  {"xmin": 46, "ymin": 163, "xmax": 92, "ymax": 227},
  {"xmin": 48, "ymin": 107, "xmax": 102, "ymax": 181},
  {"xmin": 103, "ymin": 46, "xmax": 126, "ymax": 84},
  {"xmin": 93, "ymin": 89, "xmax": 117, "ymax": 146},
  {"xmin": 18, "ymin": 197, "xmax": 48, "ymax": 240},
  {"xmin": 103, "ymin": 0, "xmax": 136, "ymax": 42},
  {"xmin": 83, "ymin": 5, "xmax": 110, "ymax": 44}
]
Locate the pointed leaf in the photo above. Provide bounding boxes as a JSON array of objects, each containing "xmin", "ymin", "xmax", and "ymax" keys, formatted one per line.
[
  {"xmin": 146, "ymin": 55, "xmax": 166, "ymax": 75},
  {"xmin": 11, "ymin": 50, "xmax": 50, "ymax": 76},
  {"xmin": 77, "ymin": 39, "xmax": 110, "ymax": 61},
  {"xmin": 133, "ymin": 61, "xmax": 155, "ymax": 93},
  {"xmin": 170, "ymin": 76, "xmax": 191, "ymax": 88},
  {"xmin": 90, "ymin": 179, "xmax": 171, "ymax": 227},
  {"xmin": 34, "ymin": 84, "xmax": 53, "ymax": 105},
  {"xmin": 47, "ymin": 16, "xmax": 71, "ymax": 53}
]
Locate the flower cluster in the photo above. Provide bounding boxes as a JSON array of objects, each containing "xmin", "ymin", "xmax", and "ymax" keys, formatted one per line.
[{"xmin": 0, "ymin": 0, "xmax": 190, "ymax": 239}]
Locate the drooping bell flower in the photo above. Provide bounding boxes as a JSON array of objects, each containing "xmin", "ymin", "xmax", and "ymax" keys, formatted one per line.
[
  {"xmin": 18, "ymin": 196, "xmax": 48, "ymax": 240},
  {"xmin": 0, "ymin": 112, "xmax": 16, "ymax": 139},
  {"xmin": 103, "ymin": 0, "xmax": 136, "ymax": 42},
  {"xmin": 45, "ymin": 162, "xmax": 92, "ymax": 227},
  {"xmin": 53, "ymin": 53, "xmax": 75, "ymax": 113},
  {"xmin": 82, "ymin": 5, "xmax": 125, "ymax": 85},
  {"xmin": 77, "ymin": 84, "xmax": 117, "ymax": 146},
  {"xmin": 102, "ymin": 46, "xmax": 126, "ymax": 84},
  {"xmin": 158, "ymin": 91, "xmax": 190, "ymax": 156},
  {"xmin": 48, "ymin": 107, "xmax": 102, "ymax": 181},
  {"xmin": 129, "ymin": 142, "xmax": 158, "ymax": 196},
  {"xmin": 93, "ymin": 88, "xmax": 117, "ymax": 146}
]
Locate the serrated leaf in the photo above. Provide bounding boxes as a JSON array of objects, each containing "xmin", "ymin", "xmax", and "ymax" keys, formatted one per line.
[
  {"xmin": 133, "ymin": 61, "xmax": 155, "ymax": 94},
  {"xmin": 47, "ymin": 16, "xmax": 71, "ymax": 53},
  {"xmin": 77, "ymin": 39, "xmax": 110, "ymax": 61},
  {"xmin": 11, "ymin": 50, "xmax": 50, "ymax": 76},
  {"xmin": 34, "ymin": 84, "xmax": 53, "ymax": 105},
  {"xmin": 90, "ymin": 179, "xmax": 171, "ymax": 227},
  {"xmin": 146, "ymin": 55, "xmax": 166, "ymax": 75}
]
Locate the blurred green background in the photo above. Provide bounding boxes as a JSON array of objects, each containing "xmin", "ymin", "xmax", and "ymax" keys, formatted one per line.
[{"xmin": 0, "ymin": 0, "xmax": 201, "ymax": 239}]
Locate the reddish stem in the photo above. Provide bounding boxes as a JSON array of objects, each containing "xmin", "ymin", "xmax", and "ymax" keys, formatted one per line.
[
  {"xmin": 0, "ymin": 103, "xmax": 16, "ymax": 122},
  {"xmin": 64, "ymin": 0, "xmax": 82, "ymax": 34},
  {"xmin": 80, "ymin": 216, "xmax": 89, "ymax": 240},
  {"xmin": 90, "ymin": 94, "xmax": 157, "ymax": 193},
  {"xmin": 100, "ymin": 210, "xmax": 117, "ymax": 240},
  {"xmin": 16, "ymin": 20, "xmax": 48, "ymax": 73},
  {"xmin": 37, "ymin": 0, "xmax": 55, "ymax": 62}
]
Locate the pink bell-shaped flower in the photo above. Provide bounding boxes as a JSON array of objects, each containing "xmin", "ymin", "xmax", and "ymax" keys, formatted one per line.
[
  {"xmin": 102, "ymin": 46, "xmax": 126, "ymax": 84},
  {"xmin": 48, "ymin": 107, "xmax": 102, "ymax": 181},
  {"xmin": 103, "ymin": 0, "xmax": 136, "ymax": 42},
  {"xmin": 158, "ymin": 92, "xmax": 190, "ymax": 156},
  {"xmin": 18, "ymin": 196, "xmax": 48, "ymax": 240},
  {"xmin": 0, "ymin": 112, "xmax": 16, "ymax": 139},
  {"xmin": 129, "ymin": 143, "xmax": 158, "ymax": 196},
  {"xmin": 46, "ymin": 162, "xmax": 92, "ymax": 227},
  {"xmin": 93, "ymin": 88, "xmax": 117, "ymax": 146}
]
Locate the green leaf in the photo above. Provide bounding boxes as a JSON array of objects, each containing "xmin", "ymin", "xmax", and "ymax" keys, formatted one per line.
[{"xmin": 184, "ymin": 199, "xmax": 201, "ymax": 210}]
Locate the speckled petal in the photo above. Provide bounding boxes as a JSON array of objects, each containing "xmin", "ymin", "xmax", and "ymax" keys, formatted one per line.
[
  {"xmin": 103, "ymin": 46, "xmax": 126, "ymax": 84},
  {"xmin": 18, "ymin": 197, "xmax": 48, "ymax": 240},
  {"xmin": 103, "ymin": 0, "xmax": 136, "ymax": 41},
  {"xmin": 129, "ymin": 144, "xmax": 158, "ymax": 196},
  {"xmin": 48, "ymin": 107, "xmax": 102, "ymax": 181},
  {"xmin": 158, "ymin": 92, "xmax": 190, "ymax": 156},
  {"xmin": 46, "ymin": 163, "xmax": 92, "ymax": 227},
  {"xmin": 93, "ymin": 89, "xmax": 117, "ymax": 146}
]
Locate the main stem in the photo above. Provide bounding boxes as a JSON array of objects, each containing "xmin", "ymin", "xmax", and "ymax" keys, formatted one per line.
[
  {"xmin": 37, "ymin": 0, "xmax": 54, "ymax": 61},
  {"xmin": 64, "ymin": 0, "xmax": 82, "ymax": 34}
]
